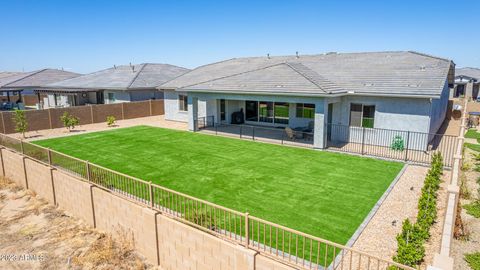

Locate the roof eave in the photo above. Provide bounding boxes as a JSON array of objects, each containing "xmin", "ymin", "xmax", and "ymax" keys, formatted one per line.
[{"xmin": 180, "ymin": 88, "xmax": 439, "ymax": 99}]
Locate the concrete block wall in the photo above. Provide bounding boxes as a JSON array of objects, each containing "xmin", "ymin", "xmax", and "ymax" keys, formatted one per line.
[
  {"xmin": 2, "ymin": 148, "xmax": 26, "ymax": 187},
  {"xmin": 24, "ymin": 159, "xmax": 55, "ymax": 204},
  {"xmin": 51, "ymin": 170, "xmax": 95, "ymax": 227},
  {"xmin": 92, "ymin": 187, "xmax": 159, "ymax": 264},
  {"xmin": 0, "ymin": 100, "xmax": 165, "ymax": 134},
  {"xmin": 0, "ymin": 146, "xmax": 296, "ymax": 270}
]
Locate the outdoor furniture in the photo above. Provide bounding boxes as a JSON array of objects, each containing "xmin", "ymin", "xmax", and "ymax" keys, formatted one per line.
[{"xmin": 285, "ymin": 127, "xmax": 297, "ymax": 141}]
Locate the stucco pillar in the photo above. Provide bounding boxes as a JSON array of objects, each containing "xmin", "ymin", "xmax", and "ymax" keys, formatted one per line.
[
  {"xmin": 466, "ymin": 82, "xmax": 474, "ymax": 99},
  {"xmin": 313, "ymin": 101, "xmax": 326, "ymax": 148},
  {"xmin": 188, "ymin": 96, "xmax": 199, "ymax": 131}
]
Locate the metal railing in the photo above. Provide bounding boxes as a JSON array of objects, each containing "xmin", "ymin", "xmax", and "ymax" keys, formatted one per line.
[
  {"xmin": 326, "ymin": 123, "xmax": 457, "ymax": 167},
  {"xmin": 196, "ymin": 116, "xmax": 315, "ymax": 148},
  {"xmin": 0, "ymin": 133, "xmax": 415, "ymax": 270}
]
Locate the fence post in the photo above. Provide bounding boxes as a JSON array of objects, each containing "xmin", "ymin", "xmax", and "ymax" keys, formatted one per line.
[
  {"xmin": 149, "ymin": 99, "xmax": 153, "ymax": 116},
  {"xmin": 149, "ymin": 181, "xmax": 154, "ymax": 209},
  {"xmin": 405, "ymin": 131, "xmax": 410, "ymax": 162},
  {"xmin": 90, "ymin": 105, "xmax": 94, "ymax": 124},
  {"xmin": 47, "ymin": 109, "xmax": 53, "ymax": 129},
  {"xmin": 86, "ymin": 161, "xmax": 91, "ymax": 183},
  {"xmin": 0, "ymin": 147, "xmax": 5, "ymax": 176},
  {"xmin": 361, "ymin": 127, "xmax": 365, "ymax": 155},
  {"xmin": 1, "ymin": 112, "xmax": 5, "ymax": 133},
  {"xmin": 245, "ymin": 212, "xmax": 249, "ymax": 248},
  {"xmin": 47, "ymin": 148, "xmax": 52, "ymax": 165}
]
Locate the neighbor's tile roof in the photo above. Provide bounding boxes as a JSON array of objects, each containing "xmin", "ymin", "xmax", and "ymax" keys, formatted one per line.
[
  {"xmin": 46, "ymin": 63, "xmax": 189, "ymax": 90},
  {"xmin": 0, "ymin": 72, "xmax": 23, "ymax": 79},
  {"xmin": 0, "ymin": 69, "xmax": 80, "ymax": 89},
  {"xmin": 161, "ymin": 51, "xmax": 453, "ymax": 98},
  {"xmin": 456, "ymin": 67, "xmax": 480, "ymax": 81}
]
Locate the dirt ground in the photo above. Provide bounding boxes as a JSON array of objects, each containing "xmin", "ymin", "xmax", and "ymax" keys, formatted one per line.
[
  {"xmin": 0, "ymin": 179, "xmax": 156, "ymax": 270},
  {"xmin": 12, "ymin": 115, "xmax": 188, "ymax": 141},
  {"xmin": 451, "ymin": 146, "xmax": 480, "ymax": 270}
]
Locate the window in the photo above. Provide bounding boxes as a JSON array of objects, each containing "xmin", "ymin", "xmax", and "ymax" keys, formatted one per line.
[
  {"xmin": 259, "ymin": 101, "xmax": 273, "ymax": 123},
  {"xmin": 178, "ymin": 95, "xmax": 188, "ymax": 111},
  {"xmin": 107, "ymin": 93, "xmax": 115, "ymax": 103},
  {"xmin": 349, "ymin": 103, "xmax": 375, "ymax": 128},
  {"xmin": 296, "ymin": 103, "xmax": 315, "ymax": 118},
  {"xmin": 274, "ymin": 102, "xmax": 289, "ymax": 124}
]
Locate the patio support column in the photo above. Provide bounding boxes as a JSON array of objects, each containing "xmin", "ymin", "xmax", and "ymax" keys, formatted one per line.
[
  {"xmin": 187, "ymin": 95, "xmax": 198, "ymax": 131},
  {"xmin": 313, "ymin": 100, "xmax": 326, "ymax": 149},
  {"xmin": 466, "ymin": 82, "xmax": 474, "ymax": 99}
]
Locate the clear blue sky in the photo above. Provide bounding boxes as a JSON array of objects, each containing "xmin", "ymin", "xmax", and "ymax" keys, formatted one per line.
[{"xmin": 1, "ymin": 0, "xmax": 478, "ymax": 73}]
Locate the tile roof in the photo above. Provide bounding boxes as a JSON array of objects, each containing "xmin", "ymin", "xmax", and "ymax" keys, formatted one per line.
[
  {"xmin": 161, "ymin": 51, "xmax": 453, "ymax": 98},
  {"xmin": 0, "ymin": 69, "xmax": 80, "ymax": 90},
  {"xmin": 46, "ymin": 63, "xmax": 189, "ymax": 90},
  {"xmin": 456, "ymin": 67, "xmax": 480, "ymax": 81}
]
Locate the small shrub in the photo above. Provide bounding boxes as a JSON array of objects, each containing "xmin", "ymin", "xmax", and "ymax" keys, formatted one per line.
[
  {"xmin": 391, "ymin": 135, "xmax": 405, "ymax": 151},
  {"xmin": 392, "ymin": 153, "xmax": 443, "ymax": 267},
  {"xmin": 61, "ymin": 112, "xmax": 80, "ymax": 131},
  {"xmin": 393, "ymin": 219, "xmax": 425, "ymax": 266},
  {"xmin": 12, "ymin": 109, "xmax": 28, "ymax": 138},
  {"xmin": 465, "ymin": 252, "xmax": 480, "ymax": 270},
  {"xmin": 461, "ymin": 161, "xmax": 472, "ymax": 171},
  {"xmin": 106, "ymin": 116, "xmax": 116, "ymax": 127},
  {"xmin": 463, "ymin": 201, "xmax": 480, "ymax": 218},
  {"xmin": 460, "ymin": 175, "xmax": 472, "ymax": 200}
]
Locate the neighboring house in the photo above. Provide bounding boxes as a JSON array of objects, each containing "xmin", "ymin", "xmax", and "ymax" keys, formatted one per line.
[
  {"xmin": 159, "ymin": 51, "xmax": 454, "ymax": 149},
  {"xmin": 0, "ymin": 69, "xmax": 80, "ymax": 109},
  {"xmin": 38, "ymin": 63, "xmax": 189, "ymax": 108},
  {"xmin": 453, "ymin": 67, "xmax": 480, "ymax": 99}
]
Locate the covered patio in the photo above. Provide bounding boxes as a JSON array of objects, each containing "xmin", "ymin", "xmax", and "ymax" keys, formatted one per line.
[
  {"xmin": 0, "ymin": 89, "xmax": 25, "ymax": 110},
  {"xmin": 34, "ymin": 89, "xmax": 104, "ymax": 109},
  {"xmin": 188, "ymin": 94, "xmax": 328, "ymax": 148},
  {"xmin": 197, "ymin": 117, "xmax": 315, "ymax": 148}
]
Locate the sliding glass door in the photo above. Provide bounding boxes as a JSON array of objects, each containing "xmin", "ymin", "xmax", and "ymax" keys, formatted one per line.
[
  {"xmin": 259, "ymin": 101, "xmax": 273, "ymax": 123},
  {"xmin": 245, "ymin": 100, "xmax": 258, "ymax": 121},
  {"xmin": 245, "ymin": 100, "xmax": 289, "ymax": 125}
]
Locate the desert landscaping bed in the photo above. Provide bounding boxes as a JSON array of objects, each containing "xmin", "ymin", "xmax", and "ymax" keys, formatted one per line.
[{"xmin": 0, "ymin": 179, "xmax": 153, "ymax": 270}]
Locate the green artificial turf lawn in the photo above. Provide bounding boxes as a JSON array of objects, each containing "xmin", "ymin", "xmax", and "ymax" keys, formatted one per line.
[
  {"xmin": 465, "ymin": 143, "xmax": 480, "ymax": 152},
  {"xmin": 465, "ymin": 129, "xmax": 480, "ymax": 140},
  {"xmin": 34, "ymin": 125, "xmax": 403, "ymax": 245}
]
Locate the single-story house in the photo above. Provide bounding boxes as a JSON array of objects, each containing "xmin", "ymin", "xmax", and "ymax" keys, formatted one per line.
[
  {"xmin": 453, "ymin": 67, "xmax": 480, "ymax": 99},
  {"xmin": 159, "ymin": 51, "xmax": 454, "ymax": 149},
  {"xmin": 0, "ymin": 69, "xmax": 80, "ymax": 109},
  {"xmin": 38, "ymin": 63, "xmax": 189, "ymax": 108}
]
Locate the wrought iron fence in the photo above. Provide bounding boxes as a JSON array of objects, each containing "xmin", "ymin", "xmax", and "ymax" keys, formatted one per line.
[
  {"xmin": 326, "ymin": 123, "xmax": 457, "ymax": 167},
  {"xmin": 0, "ymin": 133, "xmax": 415, "ymax": 270},
  {"xmin": 195, "ymin": 117, "xmax": 456, "ymax": 167},
  {"xmin": 196, "ymin": 116, "xmax": 315, "ymax": 147}
]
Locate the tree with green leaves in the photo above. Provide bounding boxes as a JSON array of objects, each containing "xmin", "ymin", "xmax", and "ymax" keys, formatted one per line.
[
  {"xmin": 12, "ymin": 109, "xmax": 28, "ymax": 138},
  {"xmin": 60, "ymin": 112, "xmax": 80, "ymax": 131}
]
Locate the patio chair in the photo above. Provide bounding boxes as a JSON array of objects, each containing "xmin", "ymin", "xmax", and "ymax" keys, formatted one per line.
[{"xmin": 285, "ymin": 127, "xmax": 296, "ymax": 141}]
